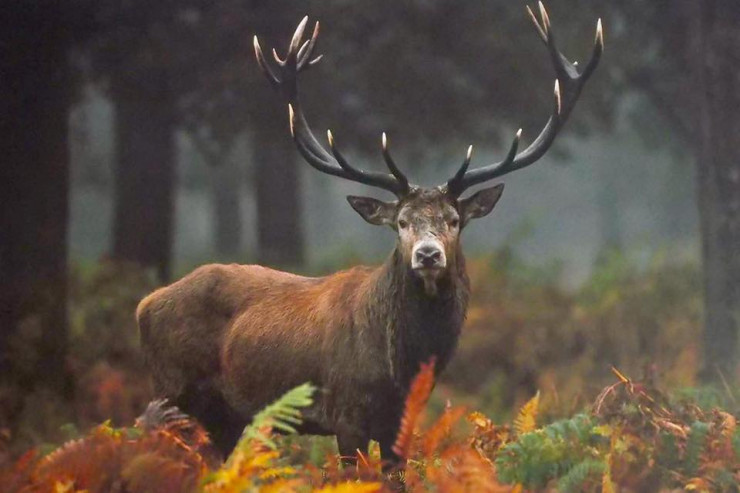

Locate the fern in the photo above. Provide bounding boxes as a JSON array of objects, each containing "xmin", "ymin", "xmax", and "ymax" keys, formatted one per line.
[
  {"xmin": 556, "ymin": 459, "xmax": 605, "ymax": 493},
  {"xmin": 313, "ymin": 481, "xmax": 383, "ymax": 492},
  {"xmin": 514, "ymin": 391, "xmax": 540, "ymax": 435},
  {"xmin": 238, "ymin": 382, "xmax": 316, "ymax": 452},
  {"xmin": 657, "ymin": 431, "xmax": 680, "ymax": 472},
  {"xmin": 495, "ymin": 414, "xmax": 600, "ymax": 488},
  {"xmin": 393, "ymin": 359, "xmax": 436, "ymax": 459},
  {"xmin": 683, "ymin": 421, "xmax": 709, "ymax": 476},
  {"xmin": 733, "ymin": 427, "xmax": 740, "ymax": 460},
  {"xmin": 207, "ymin": 383, "xmax": 317, "ymax": 493},
  {"xmin": 421, "ymin": 405, "xmax": 466, "ymax": 457}
]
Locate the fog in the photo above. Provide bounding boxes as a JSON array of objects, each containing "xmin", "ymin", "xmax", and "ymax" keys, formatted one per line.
[{"xmin": 69, "ymin": 90, "xmax": 697, "ymax": 286}]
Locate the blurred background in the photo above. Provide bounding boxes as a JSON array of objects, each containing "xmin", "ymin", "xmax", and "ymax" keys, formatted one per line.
[{"xmin": 1, "ymin": 0, "xmax": 738, "ymax": 455}]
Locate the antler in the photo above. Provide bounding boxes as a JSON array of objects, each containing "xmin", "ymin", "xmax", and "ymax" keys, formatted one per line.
[
  {"xmin": 254, "ymin": 17, "xmax": 411, "ymax": 197},
  {"xmin": 446, "ymin": 2, "xmax": 604, "ymax": 197}
]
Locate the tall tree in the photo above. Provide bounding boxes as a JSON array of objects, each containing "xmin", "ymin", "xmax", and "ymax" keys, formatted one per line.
[
  {"xmin": 0, "ymin": 2, "xmax": 73, "ymax": 420},
  {"xmin": 196, "ymin": 2, "xmax": 307, "ymax": 266},
  {"xmin": 689, "ymin": 1, "xmax": 740, "ymax": 379},
  {"xmin": 589, "ymin": 0, "xmax": 740, "ymax": 379},
  {"xmin": 91, "ymin": 3, "xmax": 196, "ymax": 281},
  {"xmin": 187, "ymin": 130, "xmax": 243, "ymax": 257},
  {"xmin": 110, "ymin": 67, "xmax": 177, "ymax": 281}
]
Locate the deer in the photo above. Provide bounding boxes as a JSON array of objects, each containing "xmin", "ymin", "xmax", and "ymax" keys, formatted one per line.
[{"xmin": 136, "ymin": 3, "xmax": 602, "ymax": 468}]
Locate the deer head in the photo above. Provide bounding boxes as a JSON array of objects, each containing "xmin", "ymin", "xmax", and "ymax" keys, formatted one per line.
[{"xmin": 254, "ymin": 4, "xmax": 603, "ymax": 295}]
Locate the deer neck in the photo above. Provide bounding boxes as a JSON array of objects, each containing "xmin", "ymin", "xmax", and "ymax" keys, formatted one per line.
[{"xmin": 371, "ymin": 247, "xmax": 470, "ymax": 388}]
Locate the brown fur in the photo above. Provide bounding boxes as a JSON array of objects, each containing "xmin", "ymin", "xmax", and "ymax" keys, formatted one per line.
[{"xmin": 136, "ymin": 187, "xmax": 496, "ymax": 464}]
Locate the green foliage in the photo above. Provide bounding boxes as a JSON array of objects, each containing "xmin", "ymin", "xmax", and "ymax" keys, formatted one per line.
[
  {"xmin": 556, "ymin": 459, "xmax": 606, "ymax": 493},
  {"xmin": 237, "ymin": 382, "xmax": 316, "ymax": 451},
  {"xmin": 4, "ymin": 365, "xmax": 740, "ymax": 492},
  {"xmin": 495, "ymin": 414, "xmax": 602, "ymax": 488},
  {"xmin": 684, "ymin": 421, "xmax": 710, "ymax": 477},
  {"xmin": 0, "ymin": 248, "xmax": 719, "ymax": 491}
]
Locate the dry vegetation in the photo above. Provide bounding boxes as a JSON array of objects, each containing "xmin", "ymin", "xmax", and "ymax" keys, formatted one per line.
[
  {"xmin": 2, "ymin": 249, "xmax": 737, "ymax": 491},
  {"xmin": 3, "ymin": 362, "xmax": 738, "ymax": 492}
]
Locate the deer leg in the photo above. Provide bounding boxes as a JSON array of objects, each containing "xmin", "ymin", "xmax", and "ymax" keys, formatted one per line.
[
  {"xmin": 379, "ymin": 435, "xmax": 405, "ymax": 473},
  {"xmin": 174, "ymin": 382, "xmax": 245, "ymax": 459},
  {"xmin": 336, "ymin": 428, "xmax": 369, "ymax": 466}
]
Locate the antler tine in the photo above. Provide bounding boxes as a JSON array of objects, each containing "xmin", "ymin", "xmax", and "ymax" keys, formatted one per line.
[
  {"xmin": 297, "ymin": 21, "xmax": 320, "ymax": 70},
  {"xmin": 445, "ymin": 3, "xmax": 602, "ymax": 195},
  {"xmin": 526, "ymin": 5, "xmax": 547, "ymax": 43},
  {"xmin": 253, "ymin": 36, "xmax": 280, "ymax": 90},
  {"xmin": 538, "ymin": 1, "xmax": 551, "ymax": 33},
  {"xmin": 255, "ymin": 17, "xmax": 410, "ymax": 196},
  {"xmin": 582, "ymin": 19, "xmax": 604, "ymax": 81},
  {"xmin": 381, "ymin": 133, "xmax": 410, "ymax": 190},
  {"xmin": 272, "ymin": 48, "xmax": 285, "ymax": 66},
  {"xmin": 288, "ymin": 16, "xmax": 309, "ymax": 61},
  {"xmin": 446, "ymin": 145, "xmax": 473, "ymax": 196},
  {"xmin": 447, "ymin": 130, "xmax": 521, "ymax": 195}
]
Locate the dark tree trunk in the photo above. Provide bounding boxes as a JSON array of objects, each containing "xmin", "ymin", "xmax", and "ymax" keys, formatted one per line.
[
  {"xmin": 690, "ymin": 1, "xmax": 740, "ymax": 381},
  {"xmin": 111, "ymin": 69, "xmax": 176, "ymax": 281},
  {"xmin": 212, "ymin": 157, "xmax": 243, "ymax": 257},
  {"xmin": 251, "ymin": 116, "xmax": 304, "ymax": 267},
  {"xmin": 250, "ymin": 6, "xmax": 305, "ymax": 267},
  {"xmin": 0, "ymin": 2, "xmax": 72, "ymax": 412}
]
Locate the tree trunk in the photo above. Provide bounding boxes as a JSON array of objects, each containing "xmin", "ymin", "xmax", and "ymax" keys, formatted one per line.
[
  {"xmin": 212, "ymin": 156, "xmax": 243, "ymax": 257},
  {"xmin": 0, "ymin": 2, "xmax": 72, "ymax": 412},
  {"xmin": 690, "ymin": 1, "xmax": 740, "ymax": 381},
  {"xmin": 111, "ymin": 68, "xmax": 176, "ymax": 281},
  {"xmin": 250, "ymin": 5, "xmax": 305, "ymax": 267},
  {"xmin": 251, "ymin": 115, "xmax": 304, "ymax": 267}
]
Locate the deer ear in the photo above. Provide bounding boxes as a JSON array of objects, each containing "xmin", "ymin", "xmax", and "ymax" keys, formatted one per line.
[
  {"xmin": 347, "ymin": 196, "xmax": 396, "ymax": 226},
  {"xmin": 458, "ymin": 183, "xmax": 504, "ymax": 226}
]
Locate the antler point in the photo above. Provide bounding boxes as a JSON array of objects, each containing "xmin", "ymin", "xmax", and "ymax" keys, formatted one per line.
[
  {"xmin": 327, "ymin": 129, "xmax": 334, "ymax": 146},
  {"xmin": 516, "ymin": 128, "xmax": 523, "ymax": 139},
  {"xmin": 382, "ymin": 132, "xmax": 388, "ymax": 150},
  {"xmin": 596, "ymin": 18, "xmax": 604, "ymax": 47},
  {"xmin": 467, "ymin": 145, "xmax": 473, "ymax": 159},
  {"xmin": 288, "ymin": 104, "xmax": 296, "ymax": 137},
  {"xmin": 290, "ymin": 17, "xmax": 309, "ymax": 53},
  {"xmin": 538, "ymin": 1, "xmax": 550, "ymax": 30}
]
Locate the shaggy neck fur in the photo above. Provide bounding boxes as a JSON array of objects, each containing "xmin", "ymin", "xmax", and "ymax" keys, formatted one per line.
[{"xmin": 367, "ymin": 246, "xmax": 470, "ymax": 389}]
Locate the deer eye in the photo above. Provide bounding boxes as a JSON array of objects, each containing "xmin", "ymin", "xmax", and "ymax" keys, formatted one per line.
[
  {"xmin": 398, "ymin": 219, "xmax": 409, "ymax": 229},
  {"xmin": 449, "ymin": 218, "xmax": 460, "ymax": 228}
]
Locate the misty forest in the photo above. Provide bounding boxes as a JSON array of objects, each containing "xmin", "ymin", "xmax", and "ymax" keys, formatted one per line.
[{"xmin": 2, "ymin": 1, "xmax": 740, "ymax": 491}]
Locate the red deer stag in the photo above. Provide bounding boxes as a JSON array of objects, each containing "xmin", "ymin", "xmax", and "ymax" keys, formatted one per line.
[{"xmin": 137, "ymin": 4, "xmax": 603, "ymax": 466}]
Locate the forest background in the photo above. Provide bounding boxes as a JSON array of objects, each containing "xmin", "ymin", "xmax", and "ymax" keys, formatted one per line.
[{"xmin": 1, "ymin": 0, "xmax": 739, "ymax": 482}]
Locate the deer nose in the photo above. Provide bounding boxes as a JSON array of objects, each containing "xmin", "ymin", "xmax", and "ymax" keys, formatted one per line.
[{"xmin": 414, "ymin": 244, "xmax": 443, "ymax": 268}]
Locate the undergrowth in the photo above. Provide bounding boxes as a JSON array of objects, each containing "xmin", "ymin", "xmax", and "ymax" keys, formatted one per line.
[
  {"xmin": 2, "ymin": 365, "xmax": 738, "ymax": 492},
  {"xmin": 0, "ymin": 250, "xmax": 719, "ymax": 491}
]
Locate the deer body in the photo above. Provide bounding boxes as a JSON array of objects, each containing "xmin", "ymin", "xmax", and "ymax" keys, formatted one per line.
[
  {"xmin": 138, "ymin": 4, "xmax": 602, "ymax": 467},
  {"xmin": 138, "ymin": 245, "xmax": 468, "ymax": 458}
]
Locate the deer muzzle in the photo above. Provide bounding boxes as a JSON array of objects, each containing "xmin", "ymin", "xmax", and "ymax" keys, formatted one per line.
[{"xmin": 411, "ymin": 239, "xmax": 446, "ymax": 271}]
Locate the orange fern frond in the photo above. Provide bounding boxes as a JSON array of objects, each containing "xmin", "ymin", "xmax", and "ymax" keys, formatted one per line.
[
  {"xmin": 393, "ymin": 358, "xmax": 436, "ymax": 460},
  {"xmin": 429, "ymin": 443, "xmax": 512, "ymax": 492},
  {"xmin": 513, "ymin": 391, "xmax": 540, "ymax": 435},
  {"xmin": 26, "ymin": 420, "xmax": 207, "ymax": 493},
  {"xmin": 313, "ymin": 481, "xmax": 384, "ymax": 493},
  {"xmin": 0, "ymin": 449, "xmax": 39, "ymax": 493},
  {"xmin": 468, "ymin": 412, "xmax": 511, "ymax": 460},
  {"xmin": 421, "ymin": 404, "xmax": 466, "ymax": 457}
]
